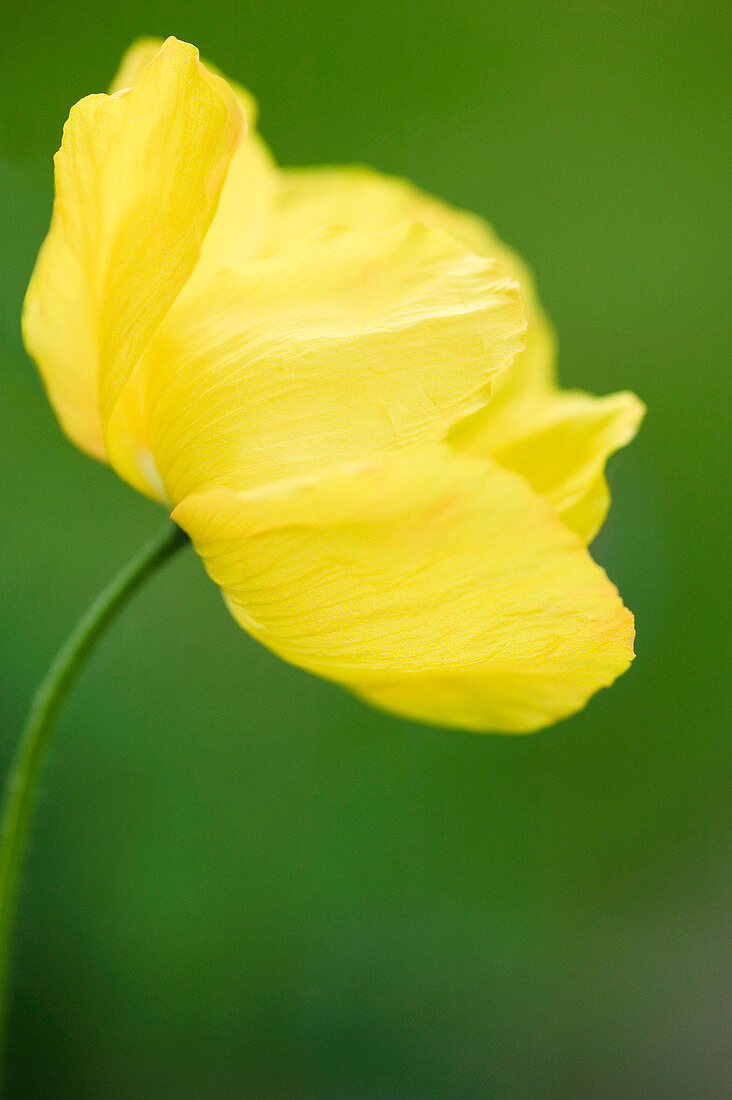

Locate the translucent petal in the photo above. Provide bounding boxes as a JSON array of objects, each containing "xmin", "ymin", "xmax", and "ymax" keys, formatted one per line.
[
  {"xmin": 268, "ymin": 165, "xmax": 536, "ymax": 296},
  {"xmin": 452, "ymin": 390, "xmax": 645, "ymax": 542},
  {"xmin": 267, "ymin": 164, "xmax": 557, "ymax": 423},
  {"xmin": 277, "ymin": 169, "xmax": 641, "ymax": 543},
  {"xmin": 173, "ymin": 444, "xmax": 635, "ymax": 733},
  {"xmin": 111, "ymin": 38, "xmax": 278, "ymax": 276},
  {"xmin": 106, "ymin": 222, "xmax": 525, "ymax": 500},
  {"xmin": 21, "ymin": 37, "xmax": 243, "ymax": 464}
]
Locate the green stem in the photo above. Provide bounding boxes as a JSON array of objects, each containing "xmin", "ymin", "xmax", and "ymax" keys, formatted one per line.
[{"xmin": 0, "ymin": 520, "xmax": 189, "ymax": 1056}]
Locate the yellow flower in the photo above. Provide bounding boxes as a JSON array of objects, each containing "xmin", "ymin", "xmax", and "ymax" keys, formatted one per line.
[{"xmin": 22, "ymin": 37, "xmax": 644, "ymax": 733}]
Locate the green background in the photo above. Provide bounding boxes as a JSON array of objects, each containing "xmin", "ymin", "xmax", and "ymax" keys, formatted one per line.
[{"xmin": 1, "ymin": 0, "xmax": 729, "ymax": 1095}]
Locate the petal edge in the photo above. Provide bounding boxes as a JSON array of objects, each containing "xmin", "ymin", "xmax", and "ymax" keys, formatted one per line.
[{"xmin": 174, "ymin": 445, "xmax": 635, "ymax": 733}]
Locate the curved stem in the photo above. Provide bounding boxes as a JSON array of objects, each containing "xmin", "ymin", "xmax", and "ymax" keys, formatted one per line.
[{"xmin": 0, "ymin": 520, "xmax": 189, "ymax": 1054}]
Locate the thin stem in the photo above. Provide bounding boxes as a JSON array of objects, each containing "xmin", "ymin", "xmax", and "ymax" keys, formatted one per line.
[{"xmin": 0, "ymin": 520, "xmax": 189, "ymax": 1055}]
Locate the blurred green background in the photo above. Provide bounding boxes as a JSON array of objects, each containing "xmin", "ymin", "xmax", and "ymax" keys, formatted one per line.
[{"xmin": 1, "ymin": 0, "xmax": 729, "ymax": 1095}]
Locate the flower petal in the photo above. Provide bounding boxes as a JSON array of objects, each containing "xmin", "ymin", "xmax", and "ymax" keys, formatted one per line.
[
  {"xmin": 268, "ymin": 164, "xmax": 557, "ymax": 411},
  {"xmin": 106, "ymin": 221, "xmax": 526, "ymax": 500},
  {"xmin": 22, "ymin": 37, "xmax": 243, "ymax": 461},
  {"xmin": 280, "ymin": 169, "xmax": 641, "ymax": 544},
  {"xmin": 452, "ymin": 389, "xmax": 645, "ymax": 542},
  {"xmin": 193, "ymin": 129, "xmax": 277, "ymax": 278},
  {"xmin": 111, "ymin": 39, "xmax": 278, "ymax": 276},
  {"xmin": 269, "ymin": 165, "xmax": 533, "ymax": 290},
  {"xmin": 172, "ymin": 444, "xmax": 635, "ymax": 733}
]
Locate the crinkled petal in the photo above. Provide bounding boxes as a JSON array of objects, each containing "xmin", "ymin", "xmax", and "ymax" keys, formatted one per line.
[
  {"xmin": 21, "ymin": 37, "xmax": 243, "ymax": 462},
  {"xmin": 111, "ymin": 38, "xmax": 278, "ymax": 277},
  {"xmin": 172, "ymin": 444, "xmax": 635, "ymax": 733},
  {"xmin": 106, "ymin": 221, "xmax": 525, "ymax": 501},
  {"xmin": 279, "ymin": 168, "xmax": 641, "ymax": 543},
  {"xmin": 269, "ymin": 163, "xmax": 557, "ymax": 400},
  {"xmin": 452, "ymin": 389, "xmax": 645, "ymax": 542},
  {"xmin": 268, "ymin": 165, "xmax": 534, "ymax": 295}
]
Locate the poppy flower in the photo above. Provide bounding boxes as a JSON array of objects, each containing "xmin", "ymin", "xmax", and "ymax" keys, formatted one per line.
[{"xmin": 22, "ymin": 37, "xmax": 644, "ymax": 732}]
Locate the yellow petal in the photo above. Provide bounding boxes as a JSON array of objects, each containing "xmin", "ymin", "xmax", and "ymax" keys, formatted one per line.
[
  {"xmin": 268, "ymin": 165, "xmax": 535, "ymax": 295},
  {"xmin": 172, "ymin": 444, "xmax": 635, "ymax": 733},
  {"xmin": 21, "ymin": 37, "xmax": 243, "ymax": 463},
  {"xmin": 269, "ymin": 163, "xmax": 557, "ymax": 408},
  {"xmin": 452, "ymin": 389, "xmax": 645, "ymax": 543},
  {"xmin": 109, "ymin": 38, "xmax": 171, "ymax": 94},
  {"xmin": 281, "ymin": 168, "xmax": 640, "ymax": 544},
  {"xmin": 106, "ymin": 221, "xmax": 526, "ymax": 501},
  {"xmin": 111, "ymin": 38, "xmax": 278, "ymax": 275},
  {"xmin": 193, "ymin": 129, "xmax": 277, "ymax": 281}
]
